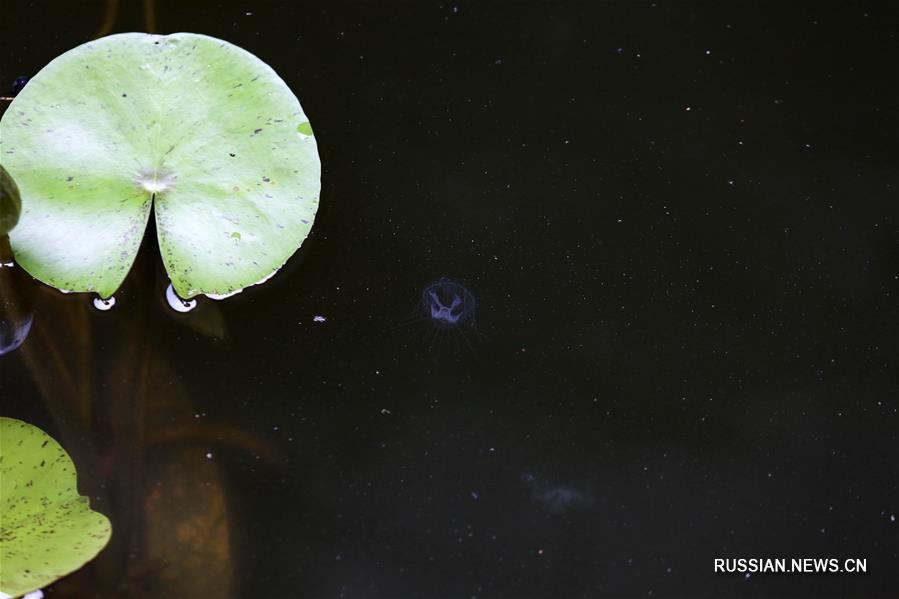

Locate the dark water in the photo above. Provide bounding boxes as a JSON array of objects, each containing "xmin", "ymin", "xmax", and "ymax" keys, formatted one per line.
[{"xmin": 1, "ymin": 1, "xmax": 897, "ymax": 597}]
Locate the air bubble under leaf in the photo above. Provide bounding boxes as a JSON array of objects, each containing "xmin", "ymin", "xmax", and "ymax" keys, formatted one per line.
[
  {"xmin": 1, "ymin": 33, "xmax": 320, "ymax": 299},
  {"xmin": 0, "ymin": 417, "xmax": 111, "ymax": 598}
]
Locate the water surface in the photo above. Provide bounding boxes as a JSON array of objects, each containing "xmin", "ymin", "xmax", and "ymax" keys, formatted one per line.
[{"xmin": 1, "ymin": 1, "xmax": 896, "ymax": 597}]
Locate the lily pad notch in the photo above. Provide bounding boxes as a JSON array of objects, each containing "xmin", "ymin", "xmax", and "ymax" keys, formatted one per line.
[
  {"xmin": 1, "ymin": 32, "xmax": 321, "ymax": 300},
  {"xmin": 0, "ymin": 417, "xmax": 112, "ymax": 598}
]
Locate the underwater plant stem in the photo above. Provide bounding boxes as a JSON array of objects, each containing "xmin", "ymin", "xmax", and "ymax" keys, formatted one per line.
[
  {"xmin": 143, "ymin": 0, "xmax": 157, "ymax": 33},
  {"xmin": 94, "ymin": 0, "xmax": 119, "ymax": 39}
]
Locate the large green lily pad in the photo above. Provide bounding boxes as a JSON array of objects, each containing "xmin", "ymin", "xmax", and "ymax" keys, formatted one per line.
[
  {"xmin": 1, "ymin": 33, "xmax": 320, "ymax": 299},
  {"xmin": 0, "ymin": 417, "xmax": 111, "ymax": 597}
]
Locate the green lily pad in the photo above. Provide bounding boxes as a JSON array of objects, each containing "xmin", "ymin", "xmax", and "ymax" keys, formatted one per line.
[
  {"xmin": 1, "ymin": 33, "xmax": 320, "ymax": 299},
  {"xmin": 0, "ymin": 417, "xmax": 111, "ymax": 598}
]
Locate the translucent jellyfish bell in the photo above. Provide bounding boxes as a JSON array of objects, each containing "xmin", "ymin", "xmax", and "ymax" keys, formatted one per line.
[{"xmin": 420, "ymin": 279, "xmax": 476, "ymax": 330}]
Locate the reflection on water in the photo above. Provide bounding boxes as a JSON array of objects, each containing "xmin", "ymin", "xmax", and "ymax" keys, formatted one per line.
[
  {"xmin": 0, "ymin": 261, "xmax": 35, "ymax": 356},
  {"xmin": 0, "ymin": 311, "xmax": 32, "ymax": 355},
  {"xmin": 135, "ymin": 428, "xmax": 233, "ymax": 596}
]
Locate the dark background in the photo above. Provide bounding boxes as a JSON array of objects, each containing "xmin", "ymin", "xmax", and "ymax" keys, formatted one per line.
[{"xmin": 1, "ymin": 1, "xmax": 897, "ymax": 597}]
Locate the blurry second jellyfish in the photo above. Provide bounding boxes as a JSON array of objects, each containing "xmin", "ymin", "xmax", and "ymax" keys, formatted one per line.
[{"xmin": 521, "ymin": 473, "xmax": 594, "ymax": 514}]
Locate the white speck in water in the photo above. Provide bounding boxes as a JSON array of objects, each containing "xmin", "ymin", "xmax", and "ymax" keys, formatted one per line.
[
  {"xmin": 313, "ymin": 315, "xmax": 326, "ymax": 322},
  {"xmin": 166, "ymin": 283, "xmax": 197, "ymax": 313},
  {"xmin": 93, "ymin": 296, "xmax": 116, "ymax": 311},
  {"xmin": 205, "ymin": 452, "xmax": 213, "ymax": 459},
  {"xmin": 380, "ymin": 408, "xmax": 391, "ymax": 415},
  {"xmin": 0, "ymin": 260, "xmax": 14, "ymax": 268}
]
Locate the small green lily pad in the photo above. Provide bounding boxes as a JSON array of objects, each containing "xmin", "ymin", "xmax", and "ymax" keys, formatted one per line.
[
  {"xmin": 1, "ymin": 33, "xmax": 320, "ymax": 299},
  {"xmin": 0, "ymin": 417, "xmax": 111, "ymax": 598}
]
